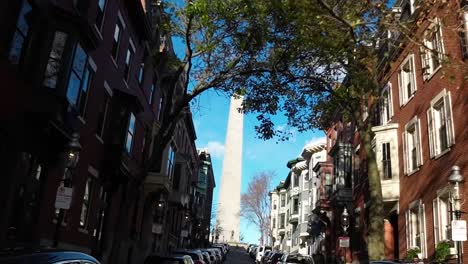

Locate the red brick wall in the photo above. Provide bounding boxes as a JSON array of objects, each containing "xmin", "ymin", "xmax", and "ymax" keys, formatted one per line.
[{"xmin": 382, "ymin": 3, "xmax": 468, "ymax": 259}]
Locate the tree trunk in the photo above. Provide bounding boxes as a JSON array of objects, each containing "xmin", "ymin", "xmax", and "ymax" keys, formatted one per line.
[{"xmin": 360, "ymin": 125, "xmax": 385, "ymax": 260}]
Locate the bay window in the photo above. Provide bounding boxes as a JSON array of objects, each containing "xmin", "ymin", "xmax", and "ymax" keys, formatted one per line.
[
  {"xmin": 43, "ymin": 31, "xmax": 68, "ymax": 88},
  {"xmin": 9, "ymin": 0, "xmax": 32, "ymax": 65},
  {"xmin": 125, "ymin": 113, "xmax": 136, "ymax": 154}
]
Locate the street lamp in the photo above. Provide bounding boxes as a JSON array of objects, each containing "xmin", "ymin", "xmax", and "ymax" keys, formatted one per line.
[
  {"xmin": 341, "ymin": 207, "xmax": 350, "ymax": 234},
  {"xmin": 448, "ymin": 165, "xmax": 464, "ymax": 264},
  {"xmin": 54, "ymin": 133, "xmax": 82, "ymax": 247}
]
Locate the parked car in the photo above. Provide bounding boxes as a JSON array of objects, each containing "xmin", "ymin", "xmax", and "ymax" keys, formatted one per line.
[
  {"xmin": 199, "ymin": 251, "xmax": 212, "ymax": 264},
  {"xmin": 279, "ymin": 253, "xmax": 314, "ymax": 264},
  {"xmin": 206, "ymin": 248, "xmax": 221, "ymax": 264},
  {"xmin": 212, "ymin": 245, "xmax": 227, "ymax": 258},
  {"xmin": 145, "ymin": 254, "xmax": 194, "ymax": 264},
  {"xmin": 261, "ymin": 250, "xmax": 272, "ymax": 264},
  {"xmin": 200, "ymin": 249, "xmax": 217, "ymax": 264},
  {"xmin": 267, "ymin": 252, "xmax": 284, "ymax": 264},
  {"xmin": 209, "ymin": 248, "xmax": 223, "ymax": 262},
  {"xmin": 250, "ymin": 247, "xmax": 258, "ymax": 259},
  {"xmin": 247, "ymin": 244, "xmax": 256, "ymax": 253},
  {"xmin": 0, "ymin": 249, "xmax": 100, "ymax": 264},
  {"xmin": 255, "ymin": 246, "xmax": 272, "ymax": 263},
  {"xmin": 172, "ymin": 249, "xmax": 206, "ymax": 264}
]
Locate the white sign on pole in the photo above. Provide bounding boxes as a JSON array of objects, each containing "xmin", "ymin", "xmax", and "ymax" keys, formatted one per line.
[
  {"xmin": 55, "ymin": 186, "xmax": 73, "ymax": 209},
  {"xmin": 451, "ymin": 220, "xmax": 467, "ymax": 241},
  {"xmin": 339, "ymin": 236, "xmax": 350, "ymax": 248}
]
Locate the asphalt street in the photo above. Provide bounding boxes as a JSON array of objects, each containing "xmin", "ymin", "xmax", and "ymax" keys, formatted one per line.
[{"xmin": 224, "ymin": 247, "xmax": 253, "ymax": 264}]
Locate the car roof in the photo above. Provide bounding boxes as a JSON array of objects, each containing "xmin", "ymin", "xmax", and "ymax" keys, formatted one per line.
[{"xmin": 0, "ymin": 250, "xmax": 99, "ymax": 263}]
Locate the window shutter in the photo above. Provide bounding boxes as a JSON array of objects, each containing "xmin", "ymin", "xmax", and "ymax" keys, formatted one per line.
[
  {"xmin": 433, "ymin": 198, "xmax": 440, "ymax": 244},
  {"xmin": 444, "ymin": 91, "xmax": 455, "ymax": 146},
  {"xmin": 427, "ymin": 108, "xmax": 435, "ymax": 158},
  {"xmin": 388, "ymin": 84, "xmax": 394, "ymax": 117},
  {"xmin": 409, "ymin": 55, "xmax": 417, "ymax": 93},
  {"xmin": 421, "ymin": 203, "xmax": 427, "ymax": 258},
  {"xmin": 398, "ymin": 73, "xmax": 403, "ymax": 106},
  {"xmin": 402, "ymin": 131, "xmax": 408, "ymax": 175},
  {"xmin": 406, "ymin": 210, "xmax": 411, "ymax": 248},
  {"xmin": 420, "ymin": 46, "xmax": 429, "ymax": 81},
  {"xmin": 416, "ymin": 119, "xmax": 423, "ymax": 166}
]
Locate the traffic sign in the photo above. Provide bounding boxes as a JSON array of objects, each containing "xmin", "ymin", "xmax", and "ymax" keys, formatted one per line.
[
  {"xmin": 451, "ymin": 220, "xmax": 467, "ymax": 241},
  {"xmin": 55, "ymin": 186, "xmax": 73, "ymax": 209}
]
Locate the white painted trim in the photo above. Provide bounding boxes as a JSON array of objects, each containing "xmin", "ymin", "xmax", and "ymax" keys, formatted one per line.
[
  {"xmin": 103, "ymin": 81, "xmax": 113, "ymax": 97},
  {"xmin": 117, "ymin": 11, "xmax": 126, "ymax": 29},
  {"xmin": 88, "ymin": 165, "xmax": 99, "ymax": 178},
  {"xmin": 129, "ymin": 38, "xmax": 136, "ymax": 52},
  {"xmin": 88, "ymin": 56, "xmax": 97, "ymax": 72}
]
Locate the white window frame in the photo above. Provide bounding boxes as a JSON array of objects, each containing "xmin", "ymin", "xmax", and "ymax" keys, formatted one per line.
[
  {"xmin": 405, "ymin": 200, "xmax": 427, "ymax": 259},
  {"xmin": 433, "ymin": 187, "xmax": 452, "ymax": 245},
  {"xmin": 381, "ymin": 82, "xmax": 394, "ymax": 125},
  {"xmin": 398, "ymin": 54, "xmax": 417, "ymax": 106},
  {"xmin": 461, "ymin": 10, "xmax": 468, "ymax": 58},
  {"xmin": 420, "ymin": 18, "xmax": 445, "ymax": 81},
  {"xmin": 427, "ymin": 89, "xmax": 455, "ymax": 158},
  {"xmin": 402, "ymin": 117, "xmax": 423, "ymax": 175}
]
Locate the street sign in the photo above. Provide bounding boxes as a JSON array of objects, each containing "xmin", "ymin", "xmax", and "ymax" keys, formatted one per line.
[
  {"xmin": 55, "ymin": 186, "xmax": 73, "ymax": 209},
  {"xmin": 339, "ymin": 236, "xmax": 350, "ymax": 247},
  {"xmin": 451, "ymin": 220, "xmax": 467, "ymax": 241}
]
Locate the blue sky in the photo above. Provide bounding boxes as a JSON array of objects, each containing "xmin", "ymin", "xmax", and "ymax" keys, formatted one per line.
[
  {"xmin": 191, "ymin": 90, "xmax": 325, "ymax": 244},
  {"xmin": 171, "ymin": 36, "xmax": 325, "ymax": 244}
]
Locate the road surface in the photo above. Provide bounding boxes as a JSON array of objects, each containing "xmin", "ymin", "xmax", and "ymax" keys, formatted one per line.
[{"xmin": 225, "ymin": 247, "xmax": 253, "ymax": 264}]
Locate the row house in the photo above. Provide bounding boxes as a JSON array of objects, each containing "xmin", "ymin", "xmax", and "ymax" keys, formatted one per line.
[
  {"xmin": 269, "ymin": 141, "xmax": 326, "ymax": 255},
  {"xmin": 376, "ymin": 0, "xmax": 468, "ymax": 261},
  {"xmin": 0, "ymin": 0, "xmax": 214, "ymax": 263},
  {"xmin": 315, "ymin": 1, "xmax": 468, "ymax": 263}
]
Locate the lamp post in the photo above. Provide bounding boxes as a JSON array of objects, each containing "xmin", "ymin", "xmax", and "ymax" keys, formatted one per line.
[
  {"xmin": 341, "ymin": 207, "xmax": 350, "ymax": 234},
  {"xmin": 448, "ymin": 165, "xmax": 464, "ymax": 264},
  {"xmin": 53, "ymin": 133, "xmax": 82, "ymax": 247}
]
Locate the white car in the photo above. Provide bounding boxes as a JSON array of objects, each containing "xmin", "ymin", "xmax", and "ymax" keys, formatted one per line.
[{"xmin": 255, "ymin": 246, "xmax": 272, "ymax": 263}]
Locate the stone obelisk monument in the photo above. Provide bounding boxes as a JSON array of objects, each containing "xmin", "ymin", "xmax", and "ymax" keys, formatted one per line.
[{"xmin": 217, "ymin": 95, "xmax": 243, "ymax": 243}]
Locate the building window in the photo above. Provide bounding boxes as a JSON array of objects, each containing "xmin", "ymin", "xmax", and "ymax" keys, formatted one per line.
[
  {"xmin": 433, "ymin": 191, "xmax": 452, "ymax": 244},
  {"xmin": 96, "ymin": 93, "xmax": 110, "ymax": 139},
  {"xmin": 273, "ymin": 200, "xmax": 277, "ymax": 210},
  {"xmin": 402, "ymin": 117, "xmax": 422, "ymax": 175},
  {"xmin": 138, "ymin": 63, "xmax": 145, "ymax": 84},
  {"xmin": 173, "ymin": 164, "xmax": 181, "ymax": 190},
  {"xmin": 421, "ymin": 18, "xmax": 444, "ymax": 80},
  {"xmin": 406, "ymin": 201, "xmax": 426, "ymax": 258},
  {"xmin": 43, "ymin": 31, "xmax": 68, "ymax": 88},
  {"xmin": 124, "ymin": 47, "xmax": 133, "ymax": 81},
  {"xmin": 293, "ymin": 173, "xmax": 299, "ymax": 187},
  {"xmin": 166, "ymin": 145, "xmax": 175, "ymax": 178},
  {"xmin": 9, "ymin": 0, "xmax": 32, "ymax": 65},
  {"xmin": 280, "ymin": 214, "xmax": 285, "ymax": 229},
  {"xmin": 96, "ymin": 0, "xmax": 106, "ymax": 29},
  {"xmin": 280, "ymin": 194, "xmax": 285, "ymax": 207},
  {"xmin": 398, "ymin": 54, "xmax": 417, "ymax": 106},
  {"xmin": 80, "ymin": 177, "xmax": 94, "ymax": 228},
  {"xmin": 461, "ymin": 10, "xmax": 468, "ymax": 58},
  {"xmin": 66, "ymin": 43, "xmax": 93, "ymax": 118},
  {"xmin": 427, "ymin": 89, "xmax": 454, "ymax": 158},
  {"xmin": 293, "ymin": 198, "xmax": 299, "ymax": 214},
  {"xmin": 273, "ymin": 218, "xmax": 276, "ymax": 228},
  {"xmin": 382, "ymin": 142, "xmax": 392, "ymax": 179},
  {"xmin": 380, "ymin": 83, "xmax": 393, "ymax": 125},
  {"xmin": 149, "ymin": 84, "xmax": 155, "ymax": 105},
  {"xmin": 158, "ymin": 96, "xmax": 164, "ymax": 120},
  {"xmin": 112, "ymin": 20, "xmax": 122, "ymax": 60},
  {"xmin": 125, "ymin": 113, "xmax": 136, "ymax": 154}
]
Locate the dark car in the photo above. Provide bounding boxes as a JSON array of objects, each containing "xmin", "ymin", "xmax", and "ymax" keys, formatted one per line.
[
  {"xmin": 0, "ymin": 249, "xmax": 100, "ymax": 264},
  {"xmin": 172, "ymin": 250, "xmax": 205, "ymax": 264},
  {"xmin": 145, "ymin": 254, "xmax": 194, "ymax": 264},
  {"xmin": 267, "ymin": 252, "xmax": 284, "ymax": 264}
]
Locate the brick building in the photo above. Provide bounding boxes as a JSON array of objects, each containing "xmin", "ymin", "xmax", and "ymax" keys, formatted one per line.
[
  {"xmin": 0, "ymin": 0, "xmax": 213, "ymax": 263},
  {"xmin": 378, "ymin": 0, "xmax": 468, "ymax": 261}
]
